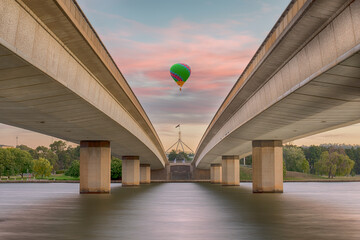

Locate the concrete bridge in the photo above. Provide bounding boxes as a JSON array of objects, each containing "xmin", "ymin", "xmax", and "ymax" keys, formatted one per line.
[
  {"xmin": 2, "ymin": 0, "xmax": 359, "ymax": 194},
  {"xmin": 0, "ymin": 0, "xmax": 168, "ymax": 193},
  {"xmin": 194, "ymin": 0, "xmax": 360, "ymax": 192}
]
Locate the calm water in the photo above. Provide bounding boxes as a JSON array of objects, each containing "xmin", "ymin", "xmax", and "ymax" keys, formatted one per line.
[{"xmin": 0, "ymin": 182, "xmax": 360, "ymax": 240}]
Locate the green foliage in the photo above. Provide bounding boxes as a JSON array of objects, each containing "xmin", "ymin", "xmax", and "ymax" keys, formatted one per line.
[
  {"xmin": 240, "ymin": 166, "xmax": 252, "ymax": 181},
  {"xmin": 6, "ymin": 142, "xmax": 80, "ymax": 176},
  {"xmin": 302, "ymin": 145, "xmax": 323, "ymax": 174},
  {"xmin": 315, "ymin": 151, "xmax": 355, "ymax": 178},
  {"xmin": 18, "ymin": 142, "xmax": 81, "ymax": 172},
  {"xmin": 65, "ymin": 160, "xmax": 80, "ymax": 177},
  {"xmin": 336, "ymin": 153, "xmax": 355, "ymax": 176},
  {"xmin": 9, "ymin": 148, "xmax": 33, "ymax": 177},
  {"xmin": 0, "ymin": 148, "xmax": 15, "ymax": 177},
  {"xmin": 33, "ymin": 158, "xmax": 53, "ymax": 178},
  {"xmin": 168, "ymin": 150, "xmax": 177, "ymax": 161},
  {"xmin": 283, "ymin": 160, "xmax": 286, "ymax": 177},
  {"xmin": 35, "ymin": 146, "xmax": 58, "ymax": 171},
  {"xmin": 245, "ymin": 155, "xmax": 252, "ymax": 165},
  {"xmin": 111, "ymin": 157, "xmax": 122, "ymax": 180},
  {"xmin": 283, "ymin": 145, "xmax": 310, "ymax": 173},
  {"xmin": 167, "ymin": 150, "xmax": 191, "ymax": 162},
  {"xmin": 345, "ymin": 147, "xmax": 360, "ymax": 174},
  {"xmin": 50, "ymin": 141, "xmax": 67, "ymax": 153}
]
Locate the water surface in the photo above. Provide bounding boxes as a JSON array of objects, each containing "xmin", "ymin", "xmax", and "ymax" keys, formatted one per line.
[{"xmin": 0, "ymin": 182, "xmax": 359, "ymax": 240}]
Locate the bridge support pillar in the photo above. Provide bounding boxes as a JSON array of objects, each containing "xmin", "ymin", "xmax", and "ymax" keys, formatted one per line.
[
  {"xmin": 140, "ymin": 164, "xmax": 151, "ymax": 184},
  {"xmin": 210, "ymin": 164, "xmax": 222, "ymax": 184},
  {"xmin": 122, "ymin": 156, "xmax": 140, "ymax": 186},
  {"xmin": 222, "ymin": 156, "xmax": 240, "ymax": 186},
  {"xmin": 80, "ymin": 141, "xmax": 111, "ymax": 194},
  {"xmin": 252, "ymin": 140, "xmax": 283, "ymax": 193}
]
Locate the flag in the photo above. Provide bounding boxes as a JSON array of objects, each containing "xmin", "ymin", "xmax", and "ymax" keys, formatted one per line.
[{"xmin": 175, "ymin": 124, "xmax": 180, "ymax": 128}]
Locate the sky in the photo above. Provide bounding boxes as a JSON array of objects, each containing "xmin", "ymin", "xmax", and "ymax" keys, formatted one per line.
[{"xmin": 1, "ymin": 0, "xmax": 360, "ymax": 150}]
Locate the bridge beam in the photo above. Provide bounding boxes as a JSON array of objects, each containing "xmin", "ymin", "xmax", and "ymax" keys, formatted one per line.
[
  {"xmin": 140, "ymin": 164, "xmax": 151, "ymax": 184},
  {"xmin": 252, "ymin": 140, "xmax": 283, "ymax": 193},
  {"xmin": 80, "ymin": 141, "xmax": 111, "ymax": 194},
  {"xmin": 222, "ymin": 156, "xmax": 240, "ymax": 186},
  {"xmin": 122, "ymin": 156, "xmax": 140, "ymax": 186},
  {"xmin": 210, "ymin": 164, "xmax": 222, "ymax": 184}
]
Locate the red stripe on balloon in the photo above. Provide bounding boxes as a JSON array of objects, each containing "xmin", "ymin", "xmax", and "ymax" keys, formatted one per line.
[
  {"xmin": 171, "ymin": 73, "xmax": 183, "ymax": 82},
  {"xmin": 179, "ymin": 63, "xmax": 191, "ymax": 74}
]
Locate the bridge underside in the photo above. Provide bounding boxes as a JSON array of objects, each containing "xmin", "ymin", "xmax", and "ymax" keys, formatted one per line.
[
  {"xmin": 197, "ymin": 49, "xmax": 360, "ymax": 169},
  {"xmin": 195, "ymin": 0, "xmax": 360, "ymax": 169},
  {"xmin": 0, "ymin": 42, "xmax": 164, "ymax": 169}
]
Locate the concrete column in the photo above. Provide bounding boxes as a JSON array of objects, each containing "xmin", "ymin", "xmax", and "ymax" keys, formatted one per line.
[
  {"xmin": 122, "ymin": 156, "xmax": 140, "ymax": 186},
  {"xmin": 222, "ymin": 155, "xmax": 240, "ymax": 186},
  {"xmin": 210, "ymin": 164, "xmax": 222, "ymax": 184},
  {"xmin": 80, "ymin": 141, "xmax": 111, "ymax": 194},
  {"xmin": 140, "ymin": 164, "xmax": 151, "ymax": 184},
  {"xmin": 252, "ymin": 140, "xmax": 283, "ymax": 193}
]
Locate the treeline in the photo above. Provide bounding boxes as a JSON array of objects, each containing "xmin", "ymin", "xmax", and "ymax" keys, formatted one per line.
[
  {"xmin": 18, "ymin": 141, "xmax": 80, "ymax": 171},
  {"xmin": 167, "ymin": 150, "xmax": 193, "ymax": 162},
  {"xmin": 0, "ymin": 140, "xmax": 122, "ymax": 179},
  {"xmin": 284, "ymin": 144, "xmax": 358, "ymax": 178},
  {"xmin": 0, "ymin": 141, "xmax": 80, "ymax": 178}
]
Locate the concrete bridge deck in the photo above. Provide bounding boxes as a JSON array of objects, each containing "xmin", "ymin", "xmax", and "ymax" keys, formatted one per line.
[
  {"xmin": 194, "ymin": 0, "xmax": 360, "ymax": 169},
  {"xmin": 0, "ymin": 0, "xmax": 167, "ymax": 169}
]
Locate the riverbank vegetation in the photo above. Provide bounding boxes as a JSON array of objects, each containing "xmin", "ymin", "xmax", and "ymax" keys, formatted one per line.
[
  {"xmin": 0, "ymin": 141, "xmax": 122, "ymax": 180},
  {"xmin": 240, "ymin": 144, "xmax": 359, "ymax": 180},
  {"xmin": 1, "ymin": 141, "xmax": 360, "ymax": 181}
]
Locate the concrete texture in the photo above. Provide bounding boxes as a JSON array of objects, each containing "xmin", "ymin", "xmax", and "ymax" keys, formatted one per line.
[
  {"xmin": 122, "ymin": 156, "xmax": 140, "ymax": 186},
  {"xmin": 140, "ymin": 164, "xmax": 151, "ymax": 184},
  {"xmin": 252, "ymin": 140, "xmax": 283, "ymax": 193},
  {"xmin": 195, "ymin": 0, "xmax": 360, "ymax": 169},
  {"xmin": 80, "ymin": 141, "xmax": 111, "ymax": 194},
  {"xmin": 222, "ymin": 156, "xmax": 239, "ymax": 186},
  {"xmin": 170, "ymin": 163, "xmax": 191, "ymax": 180},
  {"xmin": 191, "ymin": 167, "xmax": 210, "ymax": 180},
  {"xmin": 210, "ymin": 164, "xmax": 222, "ymax": 184},
  {"xmin": 151, "ymin": 164, "xmax": 170, "ymax": 180},
  {"xmin": 0, "ymin": 0, "xmax": 167, "ymax": 169}
]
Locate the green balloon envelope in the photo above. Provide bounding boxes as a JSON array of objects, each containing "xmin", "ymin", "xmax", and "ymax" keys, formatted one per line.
[{"xmin": 170, "ymin": 63, "xmax": 191, "ymax": 87}]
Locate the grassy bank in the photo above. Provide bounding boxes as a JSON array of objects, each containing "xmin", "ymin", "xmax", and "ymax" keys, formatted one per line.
[
  {"xmin": 0, "ymin": 174, "xmax": 79, "ymax": 181},
  {"xmin": 240, "ymin": 166, "xmax": 360, "ymax": 182}
]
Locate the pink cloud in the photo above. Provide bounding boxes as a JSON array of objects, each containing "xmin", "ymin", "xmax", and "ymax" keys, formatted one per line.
[{"xmin": 97, "ymin": 16, "xmax": 260, "ymax": 126}]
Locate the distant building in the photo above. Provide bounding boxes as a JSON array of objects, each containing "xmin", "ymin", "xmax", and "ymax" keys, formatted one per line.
[{"xmin": 0, "ymin": 144, "xmax": 14, "ymax": 149}]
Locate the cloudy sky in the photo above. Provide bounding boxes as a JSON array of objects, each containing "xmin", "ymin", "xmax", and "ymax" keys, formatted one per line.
[{"xmin": 1, "ymin": 0, "xmax": 360, "ymax": 150}]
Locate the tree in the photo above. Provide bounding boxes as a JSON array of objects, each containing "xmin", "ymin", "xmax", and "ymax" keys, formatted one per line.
[
  {"xmin": 17, "ymin": 144, "xmax": 37, "ymax": 160},
  {"xmin": 33, "ymin": 158, "xmax": 53, "ymax": 178},
  {"xmin": 336, "ymin": 154, "xmax": 355, "ymax": 176},
  {"xmin": 0, "ymin": 148, "xmax": 16, "ymax": 177},
  {"xmin": 245, "ymin": 155, "xmax": 252, "ymax": 165},
  {"xmin": 167, "ymin": 150, "xmax": 191, "ymax": 162},
  {"xmin": 178, "ymin": 151, "xmax": 190, "ymax": 161},
  {"xmin": 111, "ymin": 157, "xmax": 122, "ymax": 180},
  {"xmin": 9, "ymin": 148, "xmax": 33, "ymax": 178},
  {"xmin": 314, "ymin": 151, "xmax": 354, "ymax": 178},
  {"xmin": 283, "ymin": 146, "xmax": 310, "ymax": 173},
  {"xmin": 302, "ymin": 145, "xmax": 323, "ymax": 174},
  {"xmin": 50, "ymin": 140, "xmax": 67, "ymax": 154},
  {"xmin": 315, "ymin": 151, "xmax": 336, "ymax": 178},
  {"xmin": 35, "ymin": 146, "xmax": 58, "ymax": 171},
  {"xmin": 168, "ymin": 150, "xmax": 177, "ymax": 161},
  {"xmin": 345, "ymin": 147, "xmax": 360, "ymax": 174},
  {"xmin": 65, "ymin": 160, "xmax": 80, "ymax": 177}
]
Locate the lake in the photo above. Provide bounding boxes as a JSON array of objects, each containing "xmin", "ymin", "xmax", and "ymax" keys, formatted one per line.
[{"xmin": 0, "ymin": 182, "xmax": 360, "ymax": 240}]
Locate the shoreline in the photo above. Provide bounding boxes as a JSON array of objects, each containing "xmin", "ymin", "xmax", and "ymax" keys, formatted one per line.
[{"xmin": 1, "ymin": 179, "xmax": 360, "ymax": 183}]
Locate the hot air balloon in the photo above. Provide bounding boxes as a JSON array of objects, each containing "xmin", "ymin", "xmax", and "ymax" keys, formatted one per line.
[{"xmin": 170, "ymin": 63, "xmax": 191, "ymax": 91}]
